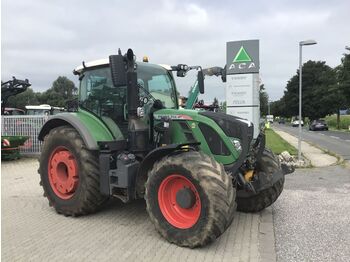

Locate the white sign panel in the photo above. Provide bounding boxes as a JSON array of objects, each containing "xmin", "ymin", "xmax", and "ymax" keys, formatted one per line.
[
  {"xmin": 226, "ymin": 106, "xmax": 253, "ymax": 120},
  {"xmin": 226, "ymin": 73, "xmax": 260, "ymax": 137},
  {"xmin": 226, "ymin": 106, "xmax": 260, "ymax": 133},
  {"xmin": 226, "ymin": 74, "xmax": 254, "ymax": 106}
]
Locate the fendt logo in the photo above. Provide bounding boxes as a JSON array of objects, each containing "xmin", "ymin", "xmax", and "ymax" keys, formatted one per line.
[{"xmin": 228, "ymin": 46, "xmax": 256, "ymax": 71}]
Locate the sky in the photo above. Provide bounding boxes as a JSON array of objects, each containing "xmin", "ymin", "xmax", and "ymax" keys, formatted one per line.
[{"xmin": 2, "ymin": 0, "xmax": 350, "ymax": 102}]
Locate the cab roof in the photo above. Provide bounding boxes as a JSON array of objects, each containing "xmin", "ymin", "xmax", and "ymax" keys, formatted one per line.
[{"xmin": 74, "ymin": 58, "xmax": 171, "ymax": 74}]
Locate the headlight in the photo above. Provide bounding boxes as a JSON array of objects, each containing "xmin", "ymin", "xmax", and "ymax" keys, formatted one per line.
[{"xmin": 230, "ymin": 138, "xmax": 242, "ymax": 152}]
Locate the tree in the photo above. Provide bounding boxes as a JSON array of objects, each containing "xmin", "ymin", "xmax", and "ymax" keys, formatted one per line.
[
  {"xmin": 39, "ymin": 76, "xmax": 77, "ymax": 107},
  {"xmin": 39, "ymin": 89, "xmax": 65, "ymax": 107},
  {"xmin": 52, "ymin": 76, "xmax": 78, "ymax": 100},
  {"xmin": 6, "ymin": 88, "xmax": 40, "ymax": 109},
  {"xmin": 337, "ymin": 53, "xmax": 350, "ymax": 104},
  {"xmin": 219, "ymin": 101, "xmax": 226, "ymax": 113},
  {"xmin": 331, "ymin": 53, "xmax": 350, "ymax": 128},
  {"xmin": 259, "ymin": 84, "xmax": 269, "ymax": 116},
  {"xmin": 270, "ymin": 98, "xmax": 286, "ymax": 117},
  {"xmin": 212, "ymin": 97, "xmax": 219, "ymax": 107},
  {"xmin": 278, "ymin": 60, "xmax": 337, "ymax": 120},
  {"xmin": 4, "ymin": 76, "xmax": 77, "ymax": 109}
]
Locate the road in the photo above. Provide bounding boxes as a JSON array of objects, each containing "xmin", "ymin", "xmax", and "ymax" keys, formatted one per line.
[
  {"xmin": 274, "ymin": 124, "xmax": 350, "ymax": 160},
  {"xmin": 274, "ymin": 165, "xmax": 350, "ymax": 262}
]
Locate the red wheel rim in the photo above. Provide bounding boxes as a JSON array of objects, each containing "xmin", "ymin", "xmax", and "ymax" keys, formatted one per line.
[
  {"xmin": 158, "ymin": 174, "xmax": 201, "ymax": 229},
  {"xmin": 48, "ymin": 146, "xmax": 78, "ymax": 199}
]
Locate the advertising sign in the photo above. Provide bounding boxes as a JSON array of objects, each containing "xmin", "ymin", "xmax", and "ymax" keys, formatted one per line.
[
  {"xmin": 226, "ymin": 39, "xmax": 260, "ymax": 137},
  {"xmin": 226, "ymin": 40, "xmax": 259, "ymax": 74},
  {"xmin": 226, "ymin": 73, "xmax": 260, "ymax": 136}
]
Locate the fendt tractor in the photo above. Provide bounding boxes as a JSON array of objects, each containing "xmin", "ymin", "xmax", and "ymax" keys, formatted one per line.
[{"xmin": 38, "ymin": 49, "xmax": 289, "ymax": 248}]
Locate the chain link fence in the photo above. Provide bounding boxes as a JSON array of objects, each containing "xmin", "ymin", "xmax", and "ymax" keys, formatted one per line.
[{"xmin": 1, "ymin": 115, "xmax": 47, "ymax": 155}]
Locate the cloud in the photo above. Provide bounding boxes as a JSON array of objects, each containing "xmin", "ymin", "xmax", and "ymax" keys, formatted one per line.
[{"xmin": 2, "ymin": 0, "xmax": 350, "ymax": 103}]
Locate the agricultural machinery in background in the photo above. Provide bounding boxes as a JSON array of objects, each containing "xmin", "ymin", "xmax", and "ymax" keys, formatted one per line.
[
  {"xmin": 1, "ymin": 77, "xmax": 31, "ymax": 160},
  {"xmin": 38, "ymin": 49, "xmax": 291, "ymax": 248}
]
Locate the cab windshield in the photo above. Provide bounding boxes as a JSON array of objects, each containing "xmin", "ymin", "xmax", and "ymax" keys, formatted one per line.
[{"xmin": 79, "ymin": 63, "xmax": 177, "ymax": 118}]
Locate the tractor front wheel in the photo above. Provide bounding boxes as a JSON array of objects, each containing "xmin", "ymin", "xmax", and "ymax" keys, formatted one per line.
[
  {"xmin": 145, "ymin": 151, "xmax": 236, "ymax": 248},
  {"xmin": 39, "ymin": 126, "xmax": 107, "ymax": 216},
  {"xmin": 236, "ymin": 149, "xmax": 284, "ymax": 213}
]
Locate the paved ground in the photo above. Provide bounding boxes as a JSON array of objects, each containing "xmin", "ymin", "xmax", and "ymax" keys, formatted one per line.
[
  {"xmin": 1, "ymin": 158, "xmax": 276, "ymax": 262},
  {"xmin": 274, "ymin": 165, "xmax": 350, "ymax": 262},
  {"xmin": 275, "ymin": 124, "xmax": 350, "ymax": 161}
]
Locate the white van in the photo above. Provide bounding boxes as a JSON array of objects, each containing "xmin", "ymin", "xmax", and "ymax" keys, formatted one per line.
[{"xmin": 266, "ymin": 115, "xmax": 274, "ymax": 123}]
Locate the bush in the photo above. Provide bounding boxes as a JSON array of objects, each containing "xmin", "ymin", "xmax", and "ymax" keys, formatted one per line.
[{"xmin": 325, "ymin": 115, "xmax": 350, "ymax": 130}]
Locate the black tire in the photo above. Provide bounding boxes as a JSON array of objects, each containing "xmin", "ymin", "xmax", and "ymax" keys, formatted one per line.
[
  {"xmin": 145, "ymin": 151, "xmax": 236, "ymax": 248},
  {"xmin": 38, "ymin": 126, "xmax": 107, "ymax": 216},
  {"xmin": 236, "ymin": 149, "xmax": 284, "ymax": 213}
]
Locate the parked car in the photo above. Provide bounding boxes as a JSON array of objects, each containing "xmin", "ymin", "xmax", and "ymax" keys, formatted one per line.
[
  {"xmin": 25, "ymin": 104, "xmax": 65, "ymax": 116},
  {"xmin": 292, "ymin": 119, "xmax": 304, "ymax": 127},
  {"xmin": 3, "ymin": 107, "xmax": 25, "ymax": 115},
  {"xmin": 309, "ymin": 119, "xmax": 328, "ymax": 131}
]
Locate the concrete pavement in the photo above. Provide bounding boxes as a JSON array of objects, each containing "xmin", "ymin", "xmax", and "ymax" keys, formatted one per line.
[
  {"xmin": 1, "ymin": 158, "xmax": 277, "ymax": 262},
  {"xmin": 274, "ymin": 165, "xmax": 350, "ymax": 262},
  {"xmin": 274, "ymin": 129, "xmax": 338, "ymax": 167}
]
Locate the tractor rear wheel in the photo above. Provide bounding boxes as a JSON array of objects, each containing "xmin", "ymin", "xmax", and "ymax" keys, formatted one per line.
[
  {"xmin": 145, "ymin": 151, "xmax": 236, "ymax": 248},
  {"xmin": 38, "ymin": 126, "xmax": 107, "ymax": 216},
  {"xmin": 236, "ymin": 149, "xmax": 284, "ymax": 213}
]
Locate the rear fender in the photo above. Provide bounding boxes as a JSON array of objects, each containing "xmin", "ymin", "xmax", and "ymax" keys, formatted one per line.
[{"xmin": 38, "ymin": 113, "xmax": 115, "ymax": 150}]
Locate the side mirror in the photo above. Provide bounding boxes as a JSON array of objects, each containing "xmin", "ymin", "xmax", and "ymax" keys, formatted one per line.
[
  {"xmin": 198, "ymin": 70, "xmax": 204, "ymax": 94},
  {"xmin": 177, "ymin": 71, "xmax": 186, "ymax": 77},
  {"xmin": 109, "ymin": 53, "xmax": 127, "ymax": 87}
]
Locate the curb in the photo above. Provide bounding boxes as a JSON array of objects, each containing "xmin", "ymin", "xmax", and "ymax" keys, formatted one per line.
[
  {"xmin": 307, "ymin": 141, "xmax": 344, "ymax": 166},
  {"xmin": 259, "ymin": 207, "xmax": 276, "ymax": 262},
  {"xmin": 273, "ymin": 127, "xmax": 339, "ymax": 168}
]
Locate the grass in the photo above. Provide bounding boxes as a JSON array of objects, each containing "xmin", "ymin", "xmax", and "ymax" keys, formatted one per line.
[
  {"xmin": 325, "ymin": 114, "xmax": 350, "ymax": 131},
  {"xmin": 265, "ymin": 129, "xmax": 298, "ymax": 155},
  {"xmin": 329, "ymin": 127, "xmax": 350, "ymax": 133}
]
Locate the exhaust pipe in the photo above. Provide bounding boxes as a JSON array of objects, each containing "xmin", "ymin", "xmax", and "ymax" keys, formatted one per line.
[{"xmin": 109, "ymin": 49, "xmax": 149, "ymax": 153}]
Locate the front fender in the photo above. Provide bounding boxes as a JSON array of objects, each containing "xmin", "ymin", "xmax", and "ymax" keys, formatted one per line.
[
  {"xmin": 38, "ymin": 112, "xmax": 115, "ymax": 150},
  {"xmin": 135, "ymin": 142, "xmax": 200, "ymax": 197}
]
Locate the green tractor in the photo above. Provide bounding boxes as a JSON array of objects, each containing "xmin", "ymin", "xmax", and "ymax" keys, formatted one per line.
[{"xmin": 38, "ymin": 49, "xmax": 288, "ymax": 248}]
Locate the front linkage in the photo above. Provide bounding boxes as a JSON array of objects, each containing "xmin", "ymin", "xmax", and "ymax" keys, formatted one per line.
[{"xmin": 234, "ymin": 129, "xmax": 294, "ymax": 212}]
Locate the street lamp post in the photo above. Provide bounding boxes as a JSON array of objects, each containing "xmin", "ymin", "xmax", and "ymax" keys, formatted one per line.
[{"xmin": 298, "ymin": 40, "xmax": 317, "ymax": 161}]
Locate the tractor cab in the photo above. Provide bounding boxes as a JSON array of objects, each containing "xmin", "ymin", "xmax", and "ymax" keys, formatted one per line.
[
  {"xmin": 73, "ymin": 53, "xmax": 204, "ymax": 154},
  {"xmin": 74, "ymin": 60, "xmax": 178, "ymax": 139}
]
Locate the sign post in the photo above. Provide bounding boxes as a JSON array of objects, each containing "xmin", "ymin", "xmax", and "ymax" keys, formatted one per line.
[{"xmin": 226, "ymin": 40, "xmax": 260, "ymax": 138}]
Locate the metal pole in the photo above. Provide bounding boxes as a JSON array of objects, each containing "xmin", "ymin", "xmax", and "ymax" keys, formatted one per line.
[{"xmin": 298, "ymin": 44, "xmax": 302, "ymax": 161}]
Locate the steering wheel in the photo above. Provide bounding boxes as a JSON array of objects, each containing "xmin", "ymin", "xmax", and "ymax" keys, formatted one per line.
[{"xmin": 139, "ymin": 96, "xmax": 149, "ymax": 107}]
